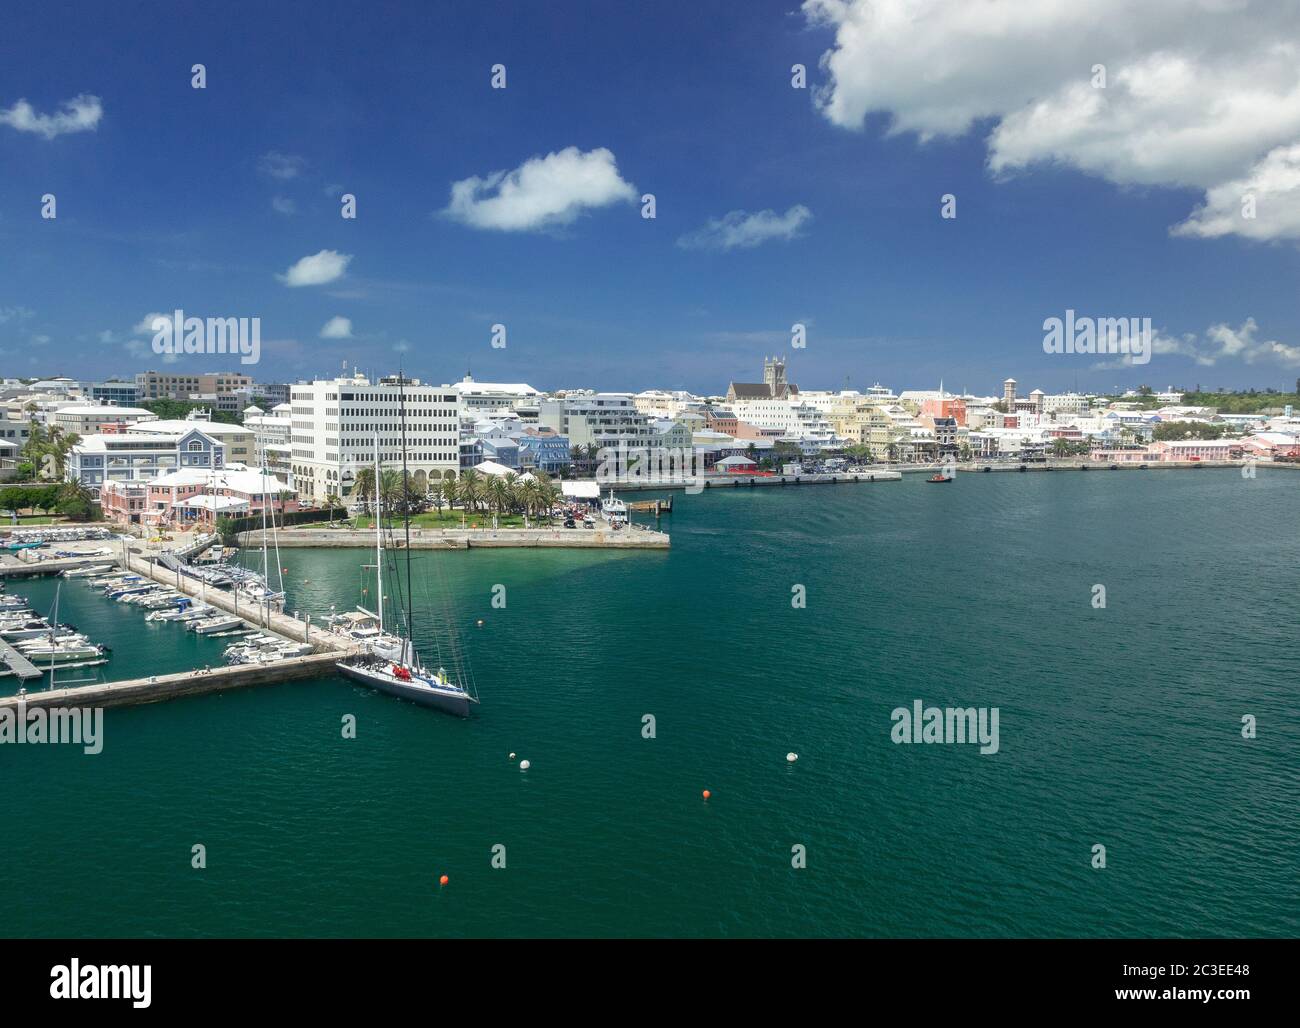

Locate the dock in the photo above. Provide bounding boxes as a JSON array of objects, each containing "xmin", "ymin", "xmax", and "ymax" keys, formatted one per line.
[
  {"xmin": 0, "ymin": 651, "xmax": 348, "ymax": 710},
  {"xmin": 0, "ymin": 542, "xmax": 362, "ymax": 709},
  {"xmin": 0, "ymin": 638, "xmax": 44, "ymax": 680}
]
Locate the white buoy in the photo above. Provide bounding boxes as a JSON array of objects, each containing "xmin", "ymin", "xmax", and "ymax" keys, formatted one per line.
[
  {"xmin": 786, "ymin": 752, "xmax": 798, "ymax": 762},
  {"xmin": 519, "ymin": 759, "xmax": 530, "ymax": 771},
  {"xmin": 509, "ymin": 752, "xmax": 516, "ymax": 760}
]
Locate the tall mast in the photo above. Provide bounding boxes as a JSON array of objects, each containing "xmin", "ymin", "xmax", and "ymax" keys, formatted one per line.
[
  {"xmin": 259, "ymin": 452, "xmax": 269, "ymax": 626},
  {"xmin": 374, "ymin": 433, "xmax": 383, "ymax": 637},
  {"xmin": 399, "ymin": 371, "xmax": 414, "ymax": 650}
]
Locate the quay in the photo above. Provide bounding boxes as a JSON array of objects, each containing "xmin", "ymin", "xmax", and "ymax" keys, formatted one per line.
[
  {"xmin": 241, "ymin": 524, "xmax": 671, "ymax": 550},
  {"xmin": 600, "ymin": 470, "xmax": 902, "ymax": 492},
  {"xmin": 955, "ymin": 459, "xmax": 1243, "ymax": 473}
]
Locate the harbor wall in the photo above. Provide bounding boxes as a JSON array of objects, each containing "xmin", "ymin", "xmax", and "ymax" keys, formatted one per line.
[{"xmin": 240, "ymin": 527, "xmax": 671, "ymax": 550}]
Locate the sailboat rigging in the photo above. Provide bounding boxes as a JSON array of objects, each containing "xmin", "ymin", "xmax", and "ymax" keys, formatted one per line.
[{"xmin": 333, "ymin": 373, "xmax": 479, "ymax": 716}]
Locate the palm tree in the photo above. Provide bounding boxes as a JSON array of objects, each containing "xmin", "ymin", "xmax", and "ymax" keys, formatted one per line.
[
  {"xmin": 535, "ymin": 480, "xmax": 561, "ymax": 522},
  {"xmin": 517, "ymin": 477, "xmax": 538, "ymax": 517},
  {"xmin": 501, "ymin": 472, "xmax": 520, "ymax": 512},
  {"xmin": 353, "ymin": 468, "xmax": 376, "ymax": 514},
  {"xmin": 324, "ymin": 490, "xmax": 342, "ymax": 526},
  {"xmin": 379, "ymin": 469, "xmax": 403, "ymax": 519},
  {"xmin": 430, "ymin": 478, "xmax": 445, "ymax": 515},
  {"xmin": 488, "ymin": 476, "xmax": 510, "ymax": 515},
  {"xmin": 442, "ymin": 475, "xmax": 460, "ymax": 514},
  {"xmin": 459, "ymin": 469, "xmax": 483, "ymax": 513}
]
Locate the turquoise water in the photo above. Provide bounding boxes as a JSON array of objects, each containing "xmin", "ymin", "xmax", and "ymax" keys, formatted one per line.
[{"xmin": 2, "ymin": 470, "xmax": 1298, "ymax": 937}]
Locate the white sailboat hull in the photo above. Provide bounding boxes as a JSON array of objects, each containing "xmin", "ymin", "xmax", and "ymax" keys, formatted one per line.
[{"xmin": 336, "ymin": 661, "xmax": 475, "ymax": 717}]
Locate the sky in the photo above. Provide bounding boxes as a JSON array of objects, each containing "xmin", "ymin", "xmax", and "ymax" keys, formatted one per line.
[{"xmin": 3, "ymin": 0, "xmax": 1300, "ymax": 396}]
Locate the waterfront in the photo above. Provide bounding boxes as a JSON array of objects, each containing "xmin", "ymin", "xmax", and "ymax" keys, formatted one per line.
[{"xmin": 2, "ymin": 470, "xmax": 1297, "ymax": 938}]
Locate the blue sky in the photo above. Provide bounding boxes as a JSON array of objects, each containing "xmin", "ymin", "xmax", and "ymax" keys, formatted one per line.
[{"xmin": 3, "ymin": 0, "xmax": 1300, "ymax": 395}]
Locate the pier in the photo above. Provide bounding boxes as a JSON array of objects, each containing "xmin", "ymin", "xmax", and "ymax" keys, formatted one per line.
[{"xmin": 0, "ymin": 651, "xmax": 347, "ymax": 710}]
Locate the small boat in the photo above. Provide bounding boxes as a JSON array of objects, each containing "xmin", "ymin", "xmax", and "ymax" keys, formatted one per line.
[
  {"xmin": 927, "ymin": 473, "xmax": 953, "ymax": 483},
  {"xmin": 61, "ymin": 563, "xmax": 116, "ymax": 578},
  {"xmin": 0, "ymin": 620, "xmax": 61, "ymax": 640},
  {"xmin": 156, "ymin": 604, "xmax": 213, "ymax": 623},
  {"xmin": 188, "ymin": 614, "xmax": 243, "ymax": 635},
  {"xmin": 600, "ymin": 490, "xmax": 628, "ymax": 525},
  {"xmin": 22, "ymin": 641, "xmax": 106, "ymax": 662}
]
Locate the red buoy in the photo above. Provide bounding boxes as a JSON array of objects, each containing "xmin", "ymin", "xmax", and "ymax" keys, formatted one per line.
[
  {"xmin": 702, "ymin": 789, "xmax": 711, "ymax": 800},
  {"xmin": 439, "ymin": 874, "xmax": 449, "ymax": 886}
]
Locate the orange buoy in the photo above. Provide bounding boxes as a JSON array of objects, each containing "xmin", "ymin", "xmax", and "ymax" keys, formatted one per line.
[
  {"xmin": 702, "ymin": 789, "xmax": 711, "ymax": 800},
  {"xmin": 439, "ymin": 874, "xmax": 449, "ymax": 886}
]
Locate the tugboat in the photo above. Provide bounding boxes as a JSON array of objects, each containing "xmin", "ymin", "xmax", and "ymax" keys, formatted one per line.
[{"xmin": 927, "ymin": 471, "xmax": 954, "ymax": 483}]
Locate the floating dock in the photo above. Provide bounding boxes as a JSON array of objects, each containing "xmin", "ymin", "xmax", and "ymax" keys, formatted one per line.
[{"xmin": 0, "ymin": 639, "xmax": 43, "ymax": 681}]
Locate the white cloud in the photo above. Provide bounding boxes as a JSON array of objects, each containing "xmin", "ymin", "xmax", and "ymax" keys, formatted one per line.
[
  {"xmin": 803, "ymin": 0, "xmax": 1300, "ymax": 240},
  {"xmin": 259, "ymin": 151, "xmax": 305, "ymax": 180},
  {"xmin": 320, "ymin": 315, "xmax": 353, "ymax": 339},
  {"xmin": 0, "ymin": 306, "xmax": 35, "ymax": 323},
  {"xmin": 0, "ymin": 94, "xmax": 103, "ymax": 139},
  {"xmin": 677, "ymin": 205, "xmax": 812, "ymax": 250},
  {"xmin": 1172, "ymin": 143, "xmax": 1300, "ymax": 240},
  {"xmin": 443, "ymin": 146, "xmax": 637, "ymax": 231},
  {"xmin": 133, "ymin": 312, "xmax": 169, "ymax": 334},
  {"xmin": 280, "ymin": 250, "xmax": 352, "ymax": 287},
  {"xmin": 271, "ymin": 196, "xmax": 297, "ymax": 215},
  {"xmin": 1096, "ymin": 318, "xmax": 1300, "ymax": 368}
]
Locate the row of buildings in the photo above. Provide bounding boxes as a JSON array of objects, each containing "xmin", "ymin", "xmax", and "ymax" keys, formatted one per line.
[{"xmin": 4, "ymin": 360, "xmax": 1298, "ymax": 528}]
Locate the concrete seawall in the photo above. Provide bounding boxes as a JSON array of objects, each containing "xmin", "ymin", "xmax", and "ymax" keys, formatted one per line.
[{"xmin": 240, "ymin": 526, "xmax": 671, "ymax": 550}]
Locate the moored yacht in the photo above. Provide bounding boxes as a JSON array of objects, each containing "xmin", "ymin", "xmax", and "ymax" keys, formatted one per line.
[{"xmin": 334, "ymin": 403, "xmax": 479, "ymax": 717}]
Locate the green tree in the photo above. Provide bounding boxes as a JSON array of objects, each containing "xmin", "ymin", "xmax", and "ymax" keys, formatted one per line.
[{"xmin": 55, "ymin": 481, "xmax": 100, "ymax": 522}]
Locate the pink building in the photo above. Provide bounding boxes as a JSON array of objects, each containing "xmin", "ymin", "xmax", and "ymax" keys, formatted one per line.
[
  {"xmin": 100, "ymin": 481, "xmax": 150, "ymax": 524},
  {"xmin": 141, "ymin": 468, "xmax": 298, "ymax": 527}
]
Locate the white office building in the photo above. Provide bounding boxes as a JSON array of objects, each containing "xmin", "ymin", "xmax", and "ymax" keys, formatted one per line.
[
  {"xmin": 290, "ymin": 373, "xmax": 461, "ymax": 503},
  {"xmin": 452, "ymin": 375, "xmax": 541, "ymax": 416},
  {"xmin": 538, "ymin": 392, "xmax": 657, "ymax": 451}
]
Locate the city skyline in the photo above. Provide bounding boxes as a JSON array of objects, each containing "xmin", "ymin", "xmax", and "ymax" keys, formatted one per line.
[{"xmin": 5, "ymin": 2, "xmax": 1300, "ymax": 394}]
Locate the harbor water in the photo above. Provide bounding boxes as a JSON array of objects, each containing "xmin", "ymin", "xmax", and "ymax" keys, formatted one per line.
[{"xmin": 2, "ymin": 470, "xmax": 1297, "ymax": 937}]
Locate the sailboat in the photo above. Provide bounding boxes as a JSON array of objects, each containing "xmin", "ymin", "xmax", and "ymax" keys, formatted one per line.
[{"xmin": 335, "ymin": 378, "xmax": 479, "ymax": 717}]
